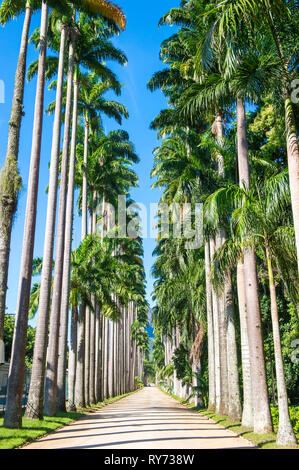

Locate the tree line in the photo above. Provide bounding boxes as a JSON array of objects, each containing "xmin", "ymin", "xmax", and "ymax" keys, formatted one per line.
[
  {"xmin": 150, "ymin": 0, "xmax": 298, "ymax": 447},
  {"xmin": 0, "ymin": 0, "xmax": 149, "ymax": 429}
]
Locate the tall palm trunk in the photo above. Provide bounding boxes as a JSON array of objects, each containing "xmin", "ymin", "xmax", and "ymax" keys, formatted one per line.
[
  {"xmin": 0, "ymin": 3, "xmax": 32, "ymax": 364},
  {"xmin": 214, "ymin": 110, "xmax": 230, "ymax": 416},
  {"xmin": 108, "ymin": 319, "xmax": 113, "ymax": 397},
  {"xmin": 3, "ymin": 2, "xmax": 49, "ymax": 429},
  {"xmin": 56, "ymin": 44, "xmax": 79, "ymax": 413},
  {"xmin": 89, "ymin": 200, "xmax": 97, "ymax": 405},
  {"xmin": 102, "ymin": 316, "xmax": 109, "ymax": 398},
  {"xmin": 265, "ymin": 244, "xmax": 296, "ymax": 445},
  {"xmin": 95, "ymin": 304, "xmax": 102, "ymax": 402},
  {"xmin": 44, "ymin": 32, "xmax": 75, "ymax": 416},
  {"xmin": 75, "ymin": 303, "xmax": 86, "ymax": 408},
  {"xmin": 205, "ymin": 242, "xmax": 215, "ymax": 410},
  {"xmin": 284, "ymin": 97, "xmax": 299, "ymax": 273},
  {"xmin": 76, "ymin": 114, "xmax": 89, "ymax": 407},
  {"xmin": 237, "ymin": 97, "xmax": 272, "ymax": 433},
  {"xmin": 216, "ymin": 233, "xmax": 229, "ymax": 415},
  {"xmin": 84, "ymin": 210, "xmax": 92, "ymax": 406},
  {"xmin": 225, "ymin": 271, "xmax": 242, "ymax": 421},
  {"xmin": 64, "ymin": 69, "xmax": 79, "ymax": 412},
  {"xmin": 84, "ymin": 312, "xmax": 91, "ymax": 405},
  {"xmin": 210, "ymin": 238, "xmax": 221, "ymax": 413},
  {"xmin": 119, "ymin": 314, "xmax": 124, "ymax": 394},
  {"xmin": 82, "ymin": 116, "xmax": 89, "ymax": 239},
  {"xmin": 67, "ymin": 305, "xmax": 78, "ymax": 411},
  {"xmin": 237, "ymin": 262, "xmax": 254, "ymax": 428},
  {"xmin": 25, "ymin": 23, "xmax": 68, "ymax": 420}
]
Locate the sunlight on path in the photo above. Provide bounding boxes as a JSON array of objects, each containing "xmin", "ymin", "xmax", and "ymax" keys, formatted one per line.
[{"xmin": 23, "ymin": 387, "xmax": 254, "ymax": 449}]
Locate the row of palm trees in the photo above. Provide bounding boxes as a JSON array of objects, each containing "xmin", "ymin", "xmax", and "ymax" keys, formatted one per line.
[
  {"xmin": 0, "ymin": 0, "xmax": 149, "ymax": 429},
  {"xmin": 150, "ymin": 0, "xmax": 298, "ymax": 447}
]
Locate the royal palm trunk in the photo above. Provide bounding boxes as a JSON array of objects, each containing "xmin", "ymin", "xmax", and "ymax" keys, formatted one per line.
[
  {"xmin": 284, "ymin": 97, "xmax": 299, "ymax": 273},
  {"xmin": 265, "ymin": 244, "xmax": 296, "ymax": 445},
  {"xmin": 210, "ymin": 238, "xmax": 221, "ymax": 413},
  {"xmin": 0, "ymin": 3, "xmax": 32, "ymax": 364},
  {"xmin": 236, "ymin": 262, "xmax": 253, "ymax": 428},
  {"xmin": 44, "ymin": 32, "xmax": 74, "ymax": 416},
  {"xmin": 4, "ymin": 2, "xmax": 49, "ymax": 428},
  {"xmin": 75, "ymin": 303, "xmax": 86, "ymax": 408},
  {"xmin": 225, "ymin": 271, "xmax": 242, "ymax": 421},
  {"xmin": 205, "ymin": 242, "xmax": 215, "ymax": 410},
  {"xmin": 56, "ymin": 43, "xmax": 78, "ymax": 412},
  {"xmin": 89, "ymin": 193, "xmax": 97, "ymax": 404},
  {"xmin": 95, "ymin": 304, "xmax": 102, "ymax": 402},
  {"xmin": 237, "ymin": 97, "xmax": 272, "ymax": 433},
  {"xmin": 67, "ymin": 305, "xmax": 78, "ymax": 411},
  {"xmin": 25, "ymin": 22, "xmax": 68, "ymax": 420},
  {"xmin": 64, "ymin": 70, "xmax": 79, "ymax": 412}
]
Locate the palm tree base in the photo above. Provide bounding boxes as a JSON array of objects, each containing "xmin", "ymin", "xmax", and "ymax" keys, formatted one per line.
[{"xmin": 276, "ymin": 426, "xmax": 297, "ymax": 447}]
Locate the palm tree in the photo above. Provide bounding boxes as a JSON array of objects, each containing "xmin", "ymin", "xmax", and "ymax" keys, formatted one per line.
[
  {"xmin": 5, "ymin": 0, "xmax": 126, "ymax": 427},
  {"xmin": 203, "ymin": 0, "xmax": 299, "ymax": 271},
  {"xmin": 24, "ymin": 9, "xmax": 127, "ymax": 418},
  {"xmin": 25, "ymin": 6, "xmax": 74, "ymax": 420},
  {"xmin": 207, "ymin": 170, "xmax": 297, "ymax": 445},
  {"xmin": 0, "ymin": 1, "xmax": 34, "ymax": 363},
  {"xmin": 4, "ymin": 1, "xmax": 49, "ymax": 429},
  {"xmin": 56, "ymin": 64, "xmax": 79, "ymax": 412}
]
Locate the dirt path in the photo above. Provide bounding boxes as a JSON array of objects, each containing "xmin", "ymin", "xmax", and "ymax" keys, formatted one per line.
[{"xmin": 23, "ymin": 387, "xmax": 254, "ymax": 449}]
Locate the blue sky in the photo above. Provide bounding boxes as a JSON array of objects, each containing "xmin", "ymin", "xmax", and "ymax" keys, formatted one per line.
[{"xmin": 0, "ymin": 1, "xmax": 179, "ymax": 322}]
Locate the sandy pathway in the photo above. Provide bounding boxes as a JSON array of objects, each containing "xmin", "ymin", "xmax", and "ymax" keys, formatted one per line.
[{"xmin": 23, "ymin": 386, "xmax": 254, "ymax": 449}]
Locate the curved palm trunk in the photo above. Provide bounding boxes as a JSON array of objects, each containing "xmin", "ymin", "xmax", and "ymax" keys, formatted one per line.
[
  {"xmin": 0, "ymin": 4, "xmax": 32, "ymax": 364},
  {"xmin": 237, "ymin": 97, "xmax": 272, "ymax": 433},
  {"xmin": 284, "ymin": 97, "xmax": 299, "ymax": 273},
  {"xmin": 237, "ymin": 262, "xmax": 254, "ymax": 428},
  {"xmin": 265, "ymin": 244, "xmax": 296, "ymax": 446},
  {"xmin": 3, "ymin": 2, "xmax": 49, "ymax": 429},
  {"xmin": 205, "ymin": 241, "xmax": 215, "ymax": 410},
  {"xmin": 56, "ymin": 52, "xmax": 79, "ymax": 413},
  {"xmin": 44, "ymin": 34, "xmax": 75, "ymax": 416},
  {"xmin": 25, "ymin": 23, "xmax": 68, "ymax": 420}
]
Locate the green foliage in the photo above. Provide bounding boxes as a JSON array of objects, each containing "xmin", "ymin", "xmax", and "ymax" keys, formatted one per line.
[
  {"xmin": 271, "ymin": 405, "xmax": 299, "ymax": 434},
  {"xmin": 4, "ymin": 315, "xmax": 35, "ymax": 368},
  {"xmin": 134, "ymin": 376, "xmax": 144, "ymax": 388},
  {"xmin": 143, "ymin": 360, "xmax": 155, "ymax": 382},
  {"xmin": 172, "ymin": 344, "xmax": 192, "ymax": 385}
]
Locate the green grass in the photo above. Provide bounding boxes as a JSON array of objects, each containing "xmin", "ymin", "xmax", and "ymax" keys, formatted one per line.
[
  {"xmin": 0, "ymin": 388, "xmax": 141, "ymax": 449},
  {"xmin": 159, "ymin": 387, "xmax": 299, "ymax": 450},
  {"xmin": 0, "ymin": 411, "xmax": 83, "ymax": 449}
]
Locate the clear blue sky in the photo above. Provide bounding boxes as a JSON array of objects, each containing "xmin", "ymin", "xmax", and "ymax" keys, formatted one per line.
[{"xmin": 0, "ymin": 1, "xmax": 179, "ymax": 321}]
